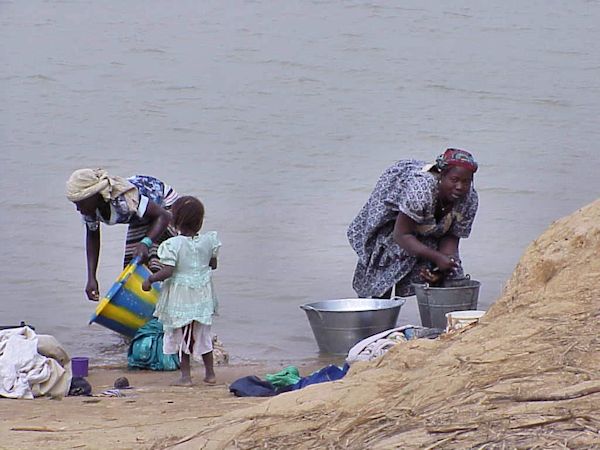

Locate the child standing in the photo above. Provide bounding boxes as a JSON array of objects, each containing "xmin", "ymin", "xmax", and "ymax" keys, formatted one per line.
[{"xmin": 142, "ymin": 196, "xmax": 221, "ymax": 386}]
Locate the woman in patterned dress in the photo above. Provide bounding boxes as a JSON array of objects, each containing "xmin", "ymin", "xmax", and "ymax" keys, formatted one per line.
[
  {"xmin": 66, "ymin": 168, "xmax": 179, "ymax": 301},
  {"xmin": 347, "ymin": 149, "xmax": 479, "ymax": 298}
]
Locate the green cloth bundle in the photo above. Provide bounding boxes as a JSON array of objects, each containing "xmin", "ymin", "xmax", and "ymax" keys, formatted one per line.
[
  {"xmin": 265, "ymin": 365, "xmax": 301, "ymax": 388},
  {"xmin": 127, "ymin": 319, "xmax": 180, "ymax": 371}
]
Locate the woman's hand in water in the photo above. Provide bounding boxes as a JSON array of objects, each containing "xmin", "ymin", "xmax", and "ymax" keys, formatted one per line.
[
  {"xmin": 85, "ymin": 278, "xmax": 100, "ymax": 301},
  {"xmin": 420, "ymin": 266, "xmax": 442, "ymax": 284},
  {"xmin": 141, "ymin": 279, "xmax": 152, "ymax": 292},
  {"xmin": 434, "ymin": 253, "xmax": 460, "ymax": 272}
]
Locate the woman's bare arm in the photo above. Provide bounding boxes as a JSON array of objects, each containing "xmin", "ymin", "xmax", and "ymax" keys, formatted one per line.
[{"xmin": 392, "ymin": 212, "xmax": 458, "ymax": 272}]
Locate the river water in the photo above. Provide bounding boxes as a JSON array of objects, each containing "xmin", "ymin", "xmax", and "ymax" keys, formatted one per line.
[{"xmin": 1, "ymin": 0, "xmax": 599, "ymax": 366}]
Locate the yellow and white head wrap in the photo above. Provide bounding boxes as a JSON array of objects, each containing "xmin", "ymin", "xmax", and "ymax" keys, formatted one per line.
[{"xmin": 66, "ymin": 168, "xmax": 135, "ymax": 203}]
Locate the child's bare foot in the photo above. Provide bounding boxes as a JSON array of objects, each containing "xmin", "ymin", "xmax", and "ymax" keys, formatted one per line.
[
  {"xmin": 203, "ymin": 376, "xmax": 216, "ymax": 385},
  {"xmin": 170, "ymin": 377, "xmax": 193, "ymax": 387},
  {"xmin": 201, "ymin": 352, "xmax": 216, "ymax": 385}
]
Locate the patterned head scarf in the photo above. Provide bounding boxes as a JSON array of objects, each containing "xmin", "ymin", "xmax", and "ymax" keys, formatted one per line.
[
  {"xmin": 435, "ymin": 148, "xmax": 478, "ymax": 173},
  {"xmin": 66, "ymin": 168, "xmax": 135, "ymax": 203}
]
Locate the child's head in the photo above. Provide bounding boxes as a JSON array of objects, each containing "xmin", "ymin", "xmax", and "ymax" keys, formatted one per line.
[{"xmin": 171, "ymin": 196, "xmax": 205, "ymax": 234}]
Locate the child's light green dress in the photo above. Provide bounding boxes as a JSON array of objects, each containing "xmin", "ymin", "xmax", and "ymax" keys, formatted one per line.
[{"xmin": 153, "ymin": 231, "xmax": 221, "ymax": 332}]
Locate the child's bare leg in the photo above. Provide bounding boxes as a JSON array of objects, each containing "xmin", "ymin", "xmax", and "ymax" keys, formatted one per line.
[
  {"xmin": 202, "ymin": 351, "xmax": 216, "ymax": 384},
  {"xmin": 171, "ymin": 353, "xmax": 193, "ymax": 386},
  {"xmin": 172, "ymin": 324, "xmax": 194, "ymax": 386}
]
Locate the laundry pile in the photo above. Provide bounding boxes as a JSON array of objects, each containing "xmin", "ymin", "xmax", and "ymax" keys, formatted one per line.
[{"xmin": 0, "ymin": 326, "xmax": 72, "ymax": 399}]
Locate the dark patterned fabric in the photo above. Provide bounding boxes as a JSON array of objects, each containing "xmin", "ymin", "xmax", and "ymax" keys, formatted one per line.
[
  {"xmin": 82, "ymin": 175, "xmax": 178, "ymax": 230},
  {"xmin": 81, "ymin": 174, "xmax": 179, "ymax": 271},
  {"xmin": 122, "ymin": 176, "xmax": 179, "ymax": 270},
  {"xmin": 123, "ymin": 221, "xmax": 178, "ymax": 271},
  {"xmin": 347, "ymin": 160, "xmax": 478, "ymax": 298}
]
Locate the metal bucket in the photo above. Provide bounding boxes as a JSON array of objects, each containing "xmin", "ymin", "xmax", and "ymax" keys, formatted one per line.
[
  {"xmin": 413, "ymin": 279, "xmax": 481, "ymax": 329},
  {"xmin": 300, "ymin": 298, "xmax": 405, "ymax": 355}
]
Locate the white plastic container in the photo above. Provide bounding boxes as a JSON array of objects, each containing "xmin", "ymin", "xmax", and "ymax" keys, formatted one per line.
[{"xmin": 445, "ymin": 310, "xmax": 486, "ymax": 332}]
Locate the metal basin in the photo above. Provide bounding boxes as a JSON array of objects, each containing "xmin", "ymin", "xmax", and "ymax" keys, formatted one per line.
[{"xmin": 300, "ymin": 298, "xmax": 405, "ymax": 355}]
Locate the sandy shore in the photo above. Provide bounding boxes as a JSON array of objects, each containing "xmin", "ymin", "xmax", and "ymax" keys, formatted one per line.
[{"xmin": 0, "ymin": 361, "xmax": 325, "ymax": 450}]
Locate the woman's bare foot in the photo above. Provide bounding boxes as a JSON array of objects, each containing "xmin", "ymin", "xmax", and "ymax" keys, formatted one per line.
[
  {"xmin": 203, "ymin": 376, "xmax": 216, "ymax": 385},
  {"xmin": 170, "ymin": 377, "xmax": 193, "ymax": 387}
]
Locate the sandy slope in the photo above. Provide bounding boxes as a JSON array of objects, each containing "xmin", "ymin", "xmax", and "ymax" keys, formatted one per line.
[{"xmin": 170, "ymin": 199, "xmax": 600, "ymax": 449}]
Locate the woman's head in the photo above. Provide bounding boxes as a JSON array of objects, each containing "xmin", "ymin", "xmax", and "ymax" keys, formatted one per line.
[
  {"xmin": 74, "ymin": 193, "xmax": 103, "ymax": 216},
  {"xmin": 435, "ymin": 148, "xmax": 478, "ymax": 174},
  {"xmin": 171, "ymin": 196, "xmax": 205, "ymax": 234},
  {"xmin": 66, "ymin": 168, "xmax": 134, "ymax": 215},
  {"xmin": 434, "ymin": 149, "xmax": 477, "ymax": 203}
]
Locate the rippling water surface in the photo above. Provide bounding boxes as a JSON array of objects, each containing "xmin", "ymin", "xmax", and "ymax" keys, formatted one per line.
[{"xmin": 1, "ymin": 1, "xmax": 599, "ymax": 365}]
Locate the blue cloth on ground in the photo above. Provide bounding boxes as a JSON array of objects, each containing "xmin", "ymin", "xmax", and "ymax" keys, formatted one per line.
[
  {"xmin": 229, "ymin": 376, "xmax": 294, "ymax": 397},
  {"xmin": 127, "ymin": 319, "xmax": 180, "ymax": 371},
  {"xmin": 229, "ymin": 363, "xmax": 350, "ymax": 397},
  {"xmin": 291, "ymin": 363, "xmax": 349, "ymax": 390}
]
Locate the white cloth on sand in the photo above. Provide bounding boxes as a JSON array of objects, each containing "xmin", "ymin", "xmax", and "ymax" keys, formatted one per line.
[
  {"xmin": 0, "ymin": 327, "xmax": 72, "ymax": 399},
  {"xmin": 346, "ymin": 325, "xmax": 418, "ymax": 365}
]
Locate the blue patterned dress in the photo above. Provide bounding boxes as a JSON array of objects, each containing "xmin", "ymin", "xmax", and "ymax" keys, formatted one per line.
[
  {"xmin": 347, "ymin": 160, "xmax": 478, "ymax": 297},
  {"xmin": 81, "ymin": 175, "xmax": 179, "ymax": 270},
  {"xmin": 82, "ymin": 175, "xmax": 177, "ymax": 229}
]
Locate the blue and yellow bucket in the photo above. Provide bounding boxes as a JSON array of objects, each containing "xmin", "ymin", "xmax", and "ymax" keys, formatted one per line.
[{"xmin": 89, "ymin": 258, "xmax": 161, "ymax": 337}]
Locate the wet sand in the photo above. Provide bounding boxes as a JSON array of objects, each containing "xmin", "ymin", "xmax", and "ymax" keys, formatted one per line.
[{"xmin": 0, "ymin": 361, "xmax": 325, "ymax": 450}]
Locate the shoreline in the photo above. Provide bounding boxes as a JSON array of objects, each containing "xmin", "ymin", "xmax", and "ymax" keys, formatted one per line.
[{"xmin": 87, "ymin": 356, "xmax": 338, "ymax": 384}]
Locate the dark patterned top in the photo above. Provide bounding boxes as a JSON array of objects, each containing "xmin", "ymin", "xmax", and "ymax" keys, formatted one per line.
[
  {"xmin": 347, "ymin": 160, "xmax": 478, "ymax": 297},
  {"xmin": 83, "ymin": 175, "xmax": 178, "ymax": 231}
]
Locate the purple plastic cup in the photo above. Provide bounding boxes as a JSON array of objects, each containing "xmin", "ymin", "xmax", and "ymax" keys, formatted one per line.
[{"xmin": 71, "ymin": 357, "xmax": 89, "ymax": 377}]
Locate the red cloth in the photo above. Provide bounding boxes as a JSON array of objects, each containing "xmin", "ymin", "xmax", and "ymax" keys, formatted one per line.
[{"xmin": 437, "ymin": 148, "xmax": 478, "ymax": 173}]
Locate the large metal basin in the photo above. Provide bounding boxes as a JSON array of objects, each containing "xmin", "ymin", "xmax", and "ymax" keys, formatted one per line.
[{"xmin": 300, "ymin": 298, "xmax": 405, "ymax": 355}]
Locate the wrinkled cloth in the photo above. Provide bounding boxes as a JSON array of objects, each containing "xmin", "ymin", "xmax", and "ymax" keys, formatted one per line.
[
  {"xmin": 66, "ymin": 168, "xmax": 136, "ymax": 204},
  {"xmin": 347, "ymin": 159, "xmax": 478, "ymax": 297},
  {"xmin": 346, "ymin": 325, "xmax": 444, "ymax": 365},
  {"xmin": 154, "ymin": 232, "xmax": 221, "ymax": 330},
  {"xmin": 162, "ymin": 321, "xmax": 213, "ymax": 361},
  {"xmin": 96, "ymin": 389, "xmax": 127, "ymax": 397},
  {"xmin": 127, "ymin": 319, "xmax": 180, "ymax": 371},
  {"xmin": 37, "ymin": 334, "xmax": 71, "ymax": 367},
  {"xmin": 229, "ymin": 376, "xmax": 282, "ymax": 397},
  {"xmin": 265, "ymin": 366, "xmax": 301, "ymax": 388},
  {"xmin": 229, "ymin": 365, "xmax": 350, "ymax": 397},
  {"xmin": 0, "ymin": 327, "xmax": 72, "ymax": 399},
  {"xmin": 291, "ymin": 364, "xmax": 349, "ymax": 390}
]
